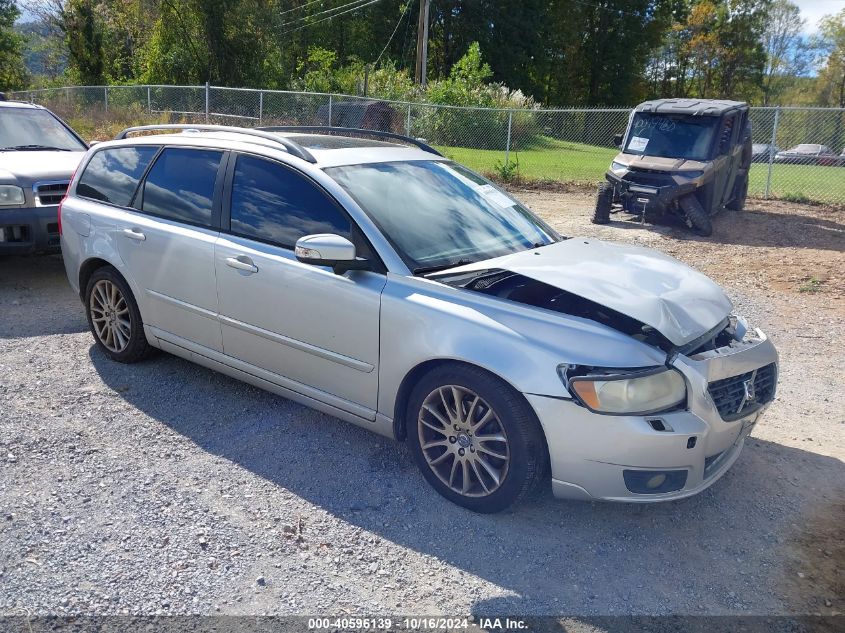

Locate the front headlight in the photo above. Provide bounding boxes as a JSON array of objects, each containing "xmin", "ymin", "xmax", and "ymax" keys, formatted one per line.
[
  {"xmin": 0, "ymin": 185, "xmax": 25, "ymax": 206},
  {"xmin": 610, "ymin": 161, "xmax": 627, "ymax": 173},
  {"xmin": 564, "ymin": 367, "xmax": 686, "ymax": 415}
]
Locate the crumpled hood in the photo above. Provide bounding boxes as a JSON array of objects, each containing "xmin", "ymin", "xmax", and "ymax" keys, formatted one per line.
[
  {"xmin": 446, "ymin": 239, "xmax": 733, "ymax": 346},
  {"xmin": 0, "ymin": 151, "xmax": 85, "ymax": 183}
]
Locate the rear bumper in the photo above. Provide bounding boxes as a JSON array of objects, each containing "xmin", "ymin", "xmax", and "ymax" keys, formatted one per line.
[
  {"xmin": 0, "ymin": 206, "xmax": 60, "ymax": 254},
  {"xmin": 529, "ymin": 329, "xmax": 778, "ymax": 502}
]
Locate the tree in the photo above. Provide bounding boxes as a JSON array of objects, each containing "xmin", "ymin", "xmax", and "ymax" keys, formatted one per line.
[
  {"xmin": 0, "ymin": 0, "xmax": 28, "ymax": 90},
  {"xmin": 761, "ymin": 0, "xmax": 808, "ymax": 104},
  {"xmin": 815, "ymin": 9, "xmax": 845, "ymax": 108}
]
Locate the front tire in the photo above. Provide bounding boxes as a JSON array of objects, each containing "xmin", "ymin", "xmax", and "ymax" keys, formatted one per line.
[
  {"xmin": 85, "ymin": 266, "xmax": 153, "ymax": 363},
  {"xmin": 406, "ymin": 365, "xmax": 547, "ymax": 513},
  {"xmin": 592, "ymin": 182, "xmax": 613, "ymax": 224},
  {"xmin": 679, "ymin": 194, "xmax": 713, "ymax": 237}
]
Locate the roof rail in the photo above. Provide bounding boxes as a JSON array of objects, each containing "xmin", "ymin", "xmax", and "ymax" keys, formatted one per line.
[
  {"xmin": 256, "ymin": 126, "xmax": 444, "ymax": 157},
  {"xmin": 115, "ymin": 124, "xmax": 316, "ymax": 163}
]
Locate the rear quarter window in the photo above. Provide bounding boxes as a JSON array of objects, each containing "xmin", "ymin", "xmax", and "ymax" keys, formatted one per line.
[{"xmin": 76, "ymin": 146, "xmax": 159, "ymax": 206}]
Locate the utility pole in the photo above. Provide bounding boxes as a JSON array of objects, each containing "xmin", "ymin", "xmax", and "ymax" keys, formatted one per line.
[{"xmin": 415, "ymin": 0, "xmax": 431, "ymax": 86}]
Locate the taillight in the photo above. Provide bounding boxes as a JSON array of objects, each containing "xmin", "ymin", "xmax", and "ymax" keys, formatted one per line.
[{"xmin": 59, "ymin": 166, "xmax": 79, "ymax": 237}]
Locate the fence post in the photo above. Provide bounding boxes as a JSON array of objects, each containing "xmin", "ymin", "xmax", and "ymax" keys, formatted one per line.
[
  {"xmin": 505, "ymin": 111, "xmax": 513, "ymax": 167},
  {"xmin": 259, "ymin": 90, "xmax": 264, "ymax": 124},
  {"xmin": 147, "ymin": 86, "xmax": 151, "ymax": 114},
  {"xmin": 765, "ymin": 107, "xmax": 780, "ymax": 199},
  {"xmin": 104, "ymin": 86, "xmax": 108, "ymax": 112},
  {"xmin": 205, "ymin": 82, "xmax": 210, "ymax": 122},
  {"xmin": 406, "ymin": 104, "xmax": 412, "ymax": 136},
  {"xmin": 328, "ymin": 95, "xmax": 333, "ymax": 126}
]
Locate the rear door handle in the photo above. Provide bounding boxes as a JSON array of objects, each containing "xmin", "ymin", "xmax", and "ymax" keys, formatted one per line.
[
  {"xmin": 122, "ymin": 228, "xmax": 146, "ymax": 241},
  {"xmin": 225, "ymin": 256, "xmax": 258, "ymax": 274}
]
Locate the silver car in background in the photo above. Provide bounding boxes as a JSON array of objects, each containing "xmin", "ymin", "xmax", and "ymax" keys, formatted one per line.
[
  {"xmin": 0, "ymin": 101, "xmax": 87, "ymax": 254},
  {"xmin": 59, "ymin": 125, "xmax": 778, "ymax": 512}
]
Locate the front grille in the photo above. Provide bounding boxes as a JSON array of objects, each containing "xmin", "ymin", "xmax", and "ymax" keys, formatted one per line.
[
  {"xmin": 624, "ymin": 169, "xmax": 674, "ymax": 187},
  {"xmin": 708, "ymin": 363, "xmax": 777, "ymax": 421},
  {"xmin": 33, "ymin": 181, "xmax": 69, "ymax": 206}
]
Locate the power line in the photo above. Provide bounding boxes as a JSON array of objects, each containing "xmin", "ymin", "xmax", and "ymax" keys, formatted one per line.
[
  {"xmin": 282, "ymin": 0, "xmax": 380, "ymax": 28},
  {"xmin": 281, "ymin": 0, "xmax": 384, "ymax": 34},
  {"xmin": 279, "ymin": 0, "xmax": 328, "ymax": 18},
  {"xmin": 374, "ymin": 1, "xmax": 412, "ymax": 67}
]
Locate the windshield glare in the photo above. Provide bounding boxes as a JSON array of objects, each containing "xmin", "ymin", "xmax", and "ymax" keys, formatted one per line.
[
  {"xmin": 325, "ymin": 160, "xmax": 559, "ymax": 272},
  {"xmin": 0, "ymin": 108, "xmax": 86, "ymax": 151},
  {"xmin": 625, "ymin": 113, "xmax": 717, "ymax": 161}
]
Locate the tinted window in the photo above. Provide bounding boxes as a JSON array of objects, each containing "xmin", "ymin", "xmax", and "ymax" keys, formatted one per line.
[
  {"xmin": 141, "ymin": 148, "xmax": 223, "ymax": 227},
  {"xmin": 77, "ymin": 146, "xmax": 159, "ymax": 206},
  {"xmin": 230, "ymin": 155, "xmax": 350, "ymax": 247}
]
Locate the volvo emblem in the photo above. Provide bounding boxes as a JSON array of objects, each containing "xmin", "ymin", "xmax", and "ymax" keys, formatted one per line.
[{"xmin": 737, "ymin": 369, "xmax": 758, "ymax": 414}]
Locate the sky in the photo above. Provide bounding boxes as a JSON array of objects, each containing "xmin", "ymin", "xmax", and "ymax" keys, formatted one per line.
[{"xmin": 793, "ymin": 0, "xmax": 845, "ymax": 33}]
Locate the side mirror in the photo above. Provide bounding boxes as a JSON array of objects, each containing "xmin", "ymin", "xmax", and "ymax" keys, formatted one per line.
[
  {"xmin": 88, "ymin": 140, "xmax": 101, "ymax": 147},
  {"xmin": 295, "ymin": 233, "xmax": 370, "ymax": 274},
  {"xmin": 613, "ymin": 133, "xmax": 623, "ymax": 148}
]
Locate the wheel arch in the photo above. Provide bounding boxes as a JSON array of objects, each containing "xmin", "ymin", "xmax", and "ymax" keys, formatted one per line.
[
  {"xmin": 78, "ymin": 257, "xmax": 114, "ymax": 300},
  {"xmin": 391, "ymin": 358, "xmax": 540, "ymax": 446}
]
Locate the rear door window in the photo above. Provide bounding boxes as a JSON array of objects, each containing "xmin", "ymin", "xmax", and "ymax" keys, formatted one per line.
[
  {"xmin": 77, "ymin": 146, "xmax": 159, "ymax": 206},
  {"xmin": 229, "ymin": 155, "xmax": 350, "ymax": 248},
  {"xmin": 140, "ymin": 148, "xmax": 224, "ymax": 228}
]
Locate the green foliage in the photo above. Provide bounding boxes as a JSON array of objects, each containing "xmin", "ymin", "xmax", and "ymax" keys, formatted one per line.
[
  {"xmin": 814, "ymin": 9, "xmax": 845, "ymax": 108},
  {"xmin": 0, "ymin": 0, "xmax": 28, "ymax": 90},
  {"xmin": 493, "ymin": 155, "xmax": 520, "ymax": 183}
]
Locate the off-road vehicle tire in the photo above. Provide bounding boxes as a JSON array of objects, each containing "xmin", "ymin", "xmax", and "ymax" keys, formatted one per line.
[
  {"xmin": 406, "ymin": 364, "xmax": 547, "ymax": 513},
  {"xmin": 680, "ymin": 195, "xmax": 713, "ymax": 237},
  {"xmin": 85, "ymin": 266, "xmax": 155, "ymax": 363},
  {"xmin": 726, "ymin": 175, "xmax": 748, "ymax": 211},
  {"xmin": 592, "ymin": 182, "xmax": 613, "ymax": 224}
]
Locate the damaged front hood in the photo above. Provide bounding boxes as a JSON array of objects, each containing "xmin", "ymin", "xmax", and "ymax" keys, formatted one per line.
[{"xmin": 444, "ymin": 239, "xmax": 732, "ymax": 347}]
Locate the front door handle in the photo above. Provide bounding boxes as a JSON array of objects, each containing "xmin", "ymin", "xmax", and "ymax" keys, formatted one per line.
[
  {"xmin": 225, "ymin": 255, "xmax": 258, "ymax": 274},
  {"xmin": 122, "ymin": 228, "xmax": 146, "ymax": 241}
]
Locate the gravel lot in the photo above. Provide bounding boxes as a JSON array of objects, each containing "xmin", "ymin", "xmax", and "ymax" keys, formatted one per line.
[{"xmin": 1, "ymin": 195, "xmax": 843, "ymax": 619}]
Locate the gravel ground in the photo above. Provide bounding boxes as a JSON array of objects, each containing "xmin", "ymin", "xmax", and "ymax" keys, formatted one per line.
[{"xmin": 1, "ymin": 196, "xmax": 843, "ymax": 619}]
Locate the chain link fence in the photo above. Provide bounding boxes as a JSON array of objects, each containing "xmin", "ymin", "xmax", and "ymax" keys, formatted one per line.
[{"xmin": 10, "ymin": 85, "xmax": 845, "ymax": 204}]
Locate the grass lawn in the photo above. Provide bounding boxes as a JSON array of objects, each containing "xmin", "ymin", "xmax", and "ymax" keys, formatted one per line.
[{"xmin": 438, "ymin": 137, "xmax": 845, "ymax": 204}]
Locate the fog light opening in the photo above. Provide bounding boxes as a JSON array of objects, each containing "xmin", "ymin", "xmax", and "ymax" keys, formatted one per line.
[{"xmin": 646, "ymin": 474, "xmax": 667, "ymax": 489}]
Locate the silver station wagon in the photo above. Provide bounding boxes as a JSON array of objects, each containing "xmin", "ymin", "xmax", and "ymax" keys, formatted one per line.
[{"xmin": 60, "ymin": 125, "xmax": 778, "ymax": 512}]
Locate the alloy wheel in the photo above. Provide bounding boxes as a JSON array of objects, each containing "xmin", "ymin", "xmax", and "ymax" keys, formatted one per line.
[
  {"xmin": 89, "ymin": 279, "xmax": 132, "ymax": 353},
  {"xmin": 417, "ymin": 384, "xmax": 510, "ymax": 497}
]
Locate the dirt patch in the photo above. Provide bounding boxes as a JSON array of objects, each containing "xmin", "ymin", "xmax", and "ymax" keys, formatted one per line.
[{"xmin": 782, "ymin": 503, "xmax": 845, "ymax": 615}]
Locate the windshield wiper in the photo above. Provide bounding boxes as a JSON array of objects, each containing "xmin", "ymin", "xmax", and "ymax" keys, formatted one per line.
[
  {"xmin": 0, "ymin": 145, "xmax": 72, "ymax": 152},
  {"xmin": 413, "ymin": 259, "xmax": 476, "ymax": 276}
]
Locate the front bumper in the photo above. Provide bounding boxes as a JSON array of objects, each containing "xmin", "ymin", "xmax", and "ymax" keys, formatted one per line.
[
  {"xmin": 0, "ymin": 206, "xmax": 60, "ymax": 254},
  {"xmin": 529, "ymin": 328, "xmax": 778, "ymax": 502},
  {"xmin": 606, "ymin": 170, "xmax": 696, "ymax": 215}
]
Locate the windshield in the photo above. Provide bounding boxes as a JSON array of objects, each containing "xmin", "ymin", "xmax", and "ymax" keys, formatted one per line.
[
  {"xmin": 624, "ymin": 113, "xmax": 718, "ymax": 161},
  {"xmin": 0, "ymin": 108, "xmax": 86, "ymax": 151},
  {"xmin": 325, "ymin": 160, "xmax": 559, "ymax": 273}
]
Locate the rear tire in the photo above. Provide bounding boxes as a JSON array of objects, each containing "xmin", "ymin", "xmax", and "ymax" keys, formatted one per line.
[
  {"xmin": 85, "ymin": 266, "xmax": 154, "ymax": 363},
  {"xmin": 679, "ymin": 195, "xmax": 713, "ymax": 237},
  {"xmin": 406, "ymin": 365, "xmax": 547, "ymax": 513},
  {"xmin": 592, "ymin": 182, "xmax": 613, "ymax": 224},
  {"xmin": 726, "ymin": 175, "xmax": 748, "ymax": 211}
]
